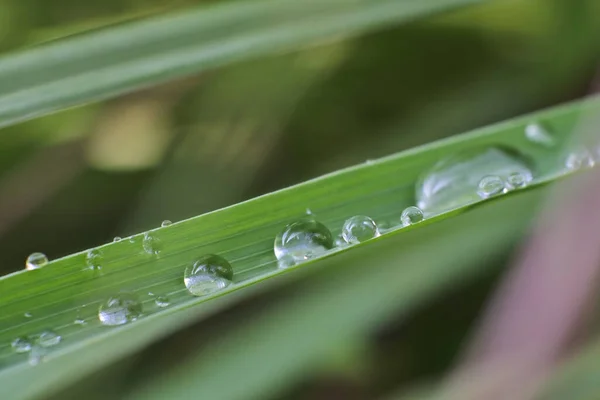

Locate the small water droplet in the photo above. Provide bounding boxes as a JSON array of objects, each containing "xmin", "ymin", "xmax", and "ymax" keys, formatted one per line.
[
  {"xmin": 25, "ymin": 252, "xmax": 48, "ymax": 270},
  {"xmin": 505, "ymin": 172, "xmax": 528, "ymax": 190},
  {"xmin": 24, "ymin": 312, "xmax": 32, "ymax": 318},
  {"xmin": 113, "ymin": 236, "xmax": 122, "ymax": 242},
  {"xmin": 128, "ymin": 237, "xmax": 136, "ymax": 244},
  {"xmin": 86, "ymin": 249, "xmax": 103, "ymax": 271},
  {"xmin": 148, "ymin": 292, "xmax": 154, "ymax": 297},
  {"xmin": 28, "ymin": 346, "xmax": 45, "ymax": 365},
  {"xmin": 11, "ymin": 337, "xmax": 32, "ymax": 353},
  {"xmin": 142, "ymin": 232, "xmax": 161, "ymax": 255},
  {"xmin": 305, "ymin": 208, "xmax": 313, "ymax": 215},
  {"xmin": 74, "ymin": 318, "xmax": 86, "ymax": 326},
  {"xmin": 477, "ymin": 175, "xmax": 506, "ymax": 198},
  {"xmin": 161, "ymin": 220, "xmax": 172, "ymax": 227},
  {"xmin": 274, "ymin": 220, "xmax": 334, "ymax": 262},
  {"xmin": 525, "ymin": 122, "xmax": 554, "ymax": 147},
  {"xmin": 417, "ymin": 147, "xmax": 533, "ymax": 214},
  {"xmin": 98, "ymin": 292, "xmax": 142, "ymax": 326},
  {"xmin": 155, "ymin": 296, "xmax": 170, "ymax": 308},
  {"xmin": 37, "ymin": 330, "xmax": 62, "ymax": 347},
  {"xmin": 401, "ymin": 206, "xmax": 424, "ymax": 226},
  {"xmin": 342, "ymin": 216, "xmax": 379, "ymax": 244},
  {"xmin": 184, "ymin": 255, "xmax": 233, "ymax": 296},
  {"xmin": 565, "ymin": 149, "xmax": 594, "ymax": 171}
]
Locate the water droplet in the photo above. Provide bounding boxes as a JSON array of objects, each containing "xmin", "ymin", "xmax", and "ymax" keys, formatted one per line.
[
  {"xmin": 401, "ymin": 206, "xmax": 424, "ymax": 226},
  {"xmin": 28, "ymin": 346, "xmax": 45, "ymax": 365},
  {"xmin": 86, "ymin": 249, "xmax": 103, "ymax": 271},
  {"xmin": 525, "ymin": 123, "xmax": 554, "ymax": 147},
  {"xmin": 74, "ymin": 318, "xmax": 86, "ymax": 326},
  {"xmin": 25, "ymin": 252, "xmax": 48, "ymax": 270},
  {"xmin": 155, "ymin": 296, "xmax": 170, "ymax": 308},
  {"xmin": 505, "ymin": 172, "xmax": 528, "ymax": 190},
  {"xmin": 565, "ymin": 149, "xmax": 594, "ymax": 171},
  {"xmin": 113, "ymin": 236, "xmax": 122, "ymax": 242},
  {"xmin": 306, "ymin": 208, "xmax": 313, "ymax": 215},
  {"xmin": 128, "ymin": 237, "xmax": 136, "ymax": 244},
  {"xmin": 37, "ymin": 330, "xmax": 62, "ymax": 347},
  {"xmin": 274, "ymin": 220, "xmax": 334, "ymax": 262},
  {"xmin": 184, "ymin": 255, "xmax": 233, "ymax": 296},
  {"xmin": 148, "ymin": 292, "xmax": 154, "ymax": 297},
  {"xmin": 142, "ymin": 232, "xmax": 161, "ymax": 255},
  {"xmin": 161, "ymin": 220, "xmax": 172, "ymax": 227},
  {"xmin": 11, "ymin": 337, "xmax": 32, "ymax": 353},
  {"xmin": 277, "ymin": 254, "xmax": 297, "ymax": 269},
  {"xmin": 24, "ymin": 312, "xmax": 32, "ymax": 318},
  {"xmin": 417, "ymin": 147, "xmax": 533, "ymax": 214},
  {"xmin": 342, "ymin": 216, "xmax": 379, "ymax": 244},
  {"xmin": 477, "ymin": 175, "xmax": 506, "ymax": 199},
  {"xmin": 98, "ymin": 292, "xmax": 142, "ymax": 326}
]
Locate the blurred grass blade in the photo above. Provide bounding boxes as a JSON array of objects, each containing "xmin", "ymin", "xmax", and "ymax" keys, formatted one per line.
[
  {"xmin": 538, "ymin": 337, "xmax": 600, "ymax": 400},
  {"xmin": 0, "ymin": 0, "xmax": 488, "ymax": 129},
  {"xmin": 0, "ymin": 96, "xmax": 598, "ymax": 400}
]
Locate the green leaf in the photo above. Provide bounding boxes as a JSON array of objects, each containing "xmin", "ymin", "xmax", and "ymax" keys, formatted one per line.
[
  {"xmin": 0, "ymin": 95, "xmax": 598, "ymax": 399},
  {"xmin": 0, "ymin": 0, "xmax": 487, "ymax": 129}
]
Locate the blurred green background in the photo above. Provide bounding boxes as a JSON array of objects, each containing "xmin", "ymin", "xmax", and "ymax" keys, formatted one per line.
[{"xmin": 0, "ymin": 0, "xmax": 598, "ymax": 398}]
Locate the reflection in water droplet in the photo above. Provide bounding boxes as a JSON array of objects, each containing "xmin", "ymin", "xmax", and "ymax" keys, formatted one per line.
[
  {"xmin": 161, "ymin": 220, "xmax": 172, "ymax": 227},
  {"xmin": 505, "ymin": 172, "xmax": 528, "ymax": 190},
  {"xmin": 277, "ymin": 254, "xmax": 296, "ymax": 269},
  {"xmin": 335, "ymin": 234, "xmax": 349, "ymax": 248},
  {"xmin": 155, "ymin": 296, "xmax": 170, "ymax": 308},
  {"xmin": 38, "ymin": 330, "xmax": 62, "ymax": 347},
  {"xmin": 417, "ymin": 147, "xmax": 533, "ymax": 214},
  {"xmin": 525, "ymin": 123, "xmax": 554, "ymax": 147},
  {"xmin": 342, "ymin": 216, "xmax": 379, "ymax": 244},
  {"xmin": 565, "ymin": 149, "xmax": 594, "ymax": 171},
  {"xmin": 11, "ymin": 337, "xmax": 32, "ymax": 353},
  {"xmin": 86, "ymin": 249, "xmax": 103, "ymax": 271},
  {"xmin": 477, "ymin": 175, "xmax": 505, "ymax": 199},
  {"xmin": 29, "ymin": 346, "xmax": 45, "ymax": 366},
  {"xmin": 98, "ymin": 292, "xmax": 142, "ymax": 326},
  {"xmin": 26, "ymin": 252, "xmax": 48, "ymax": 270},
  {"xmin": 401, "ymin": 206, "xmax": 424, "ymax": 226},
  {"xmin": 143, "ymin": 232, "xmax": 161, "ymax": 255},
  {"xmin": 184, "ymin": 255, "xmax": 233, "ymax": 296},
  {"xmin": 274, "ymin": 220, "xmax": 333, "ymax": 262},
  {"xmin": 113, "ymin": 236, "xmax": 122, "ymax": 242}
]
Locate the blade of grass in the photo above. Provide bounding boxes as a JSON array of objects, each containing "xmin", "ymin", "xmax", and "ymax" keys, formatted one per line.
[
  {"xmin": 0, "ymin": 0, "xmax": 488, "ymax": 130},
  {"xmin": 0, "ymin": 96, "xmax": 598, "ymax": 399}
]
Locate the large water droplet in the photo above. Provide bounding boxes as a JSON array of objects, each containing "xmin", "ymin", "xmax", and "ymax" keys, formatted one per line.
[
  {"xmin": 565, "ymin": 149, "xmax": 594, "ymax": 171},
  {"xmin": 342, "ymin": 216, "xmax": 379, "ymax": 244},
  {"xmin": 184, "ymin": 255, "xmax": 233, "ymax": 297},
  {"xmin": 143, "ymin": 232, "xmax": 161, "ymax": 255},
  {"xmin": 37, "ymin": 330, "xmax": 62, "ymax": 347},
  {"xmin": 98, "ymin": 292, "xmax": 142, "ymax": 326},
  {"xmin": 161, "ymin": 220, "xmax": 172, "ymax": 227},
  {"xmin": 401, "ymin": 206, "xmax": 424, "ymax": 226},
  {"xmin": 477, "ymin": 175, "xmax": 506, "ymax": 199},
  {"xmin": 11, "ymin": 337, "xmax": 32, "ymax": 353},
  {"xmin": 274, "ymin": 220, "xmax": 334, "ymax": 262},
  {"xmin": 155, "ymin": 296, "xmax": 170, "ymax": 308},
  {"xmin": 26, "ymin": 253, "xmax": 48, "ymax": 270},
  {"xmin": 417, "ymin": 147, "xmax": 533, "ymax": 214},
  {"xmin": 525, "ymin": 123, "xmax": 554, "ymax": 147},
  {"xmin": 86, "ymin": 249, "xmax": 103, "ymax": 271}
]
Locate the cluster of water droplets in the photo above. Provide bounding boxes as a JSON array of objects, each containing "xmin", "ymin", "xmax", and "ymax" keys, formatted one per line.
[{"xmin": 16, "ymin": 121, "xmax": 600, "ymax": 361}]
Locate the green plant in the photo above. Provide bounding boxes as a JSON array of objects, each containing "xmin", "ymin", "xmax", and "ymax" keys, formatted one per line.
[{"xmin": 0, "ymin": 0, "xmax": 599, "ymax": 399}]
